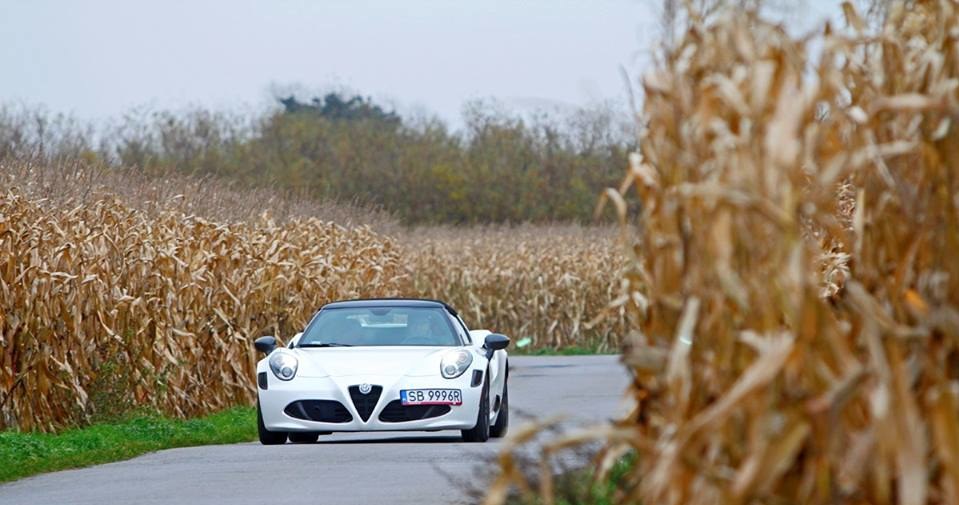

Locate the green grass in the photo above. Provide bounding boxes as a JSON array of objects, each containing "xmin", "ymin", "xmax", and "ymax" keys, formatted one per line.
[
  {"xmin": 512, "ymin": 343, "xmax": 618, "ymax": 356},
  {"xmin": 506, "ymin": 452, "xmax": 636, "ymax": 505},
  {"xmin": 0, "ymin": 406, "xmax": 255, "ymax": 483}
]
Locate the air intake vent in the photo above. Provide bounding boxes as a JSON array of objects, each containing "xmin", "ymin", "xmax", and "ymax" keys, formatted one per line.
[
  {"xmin": 378, "ymin": 401, "xmax": 451, "ymax": 423},
  {"xmin": 348, "ymin": 385, "xmax": 383, "ymax": 422},
  {"xmin": 284, "ymin": 400, "xmax": 353, "ymax": 423}
]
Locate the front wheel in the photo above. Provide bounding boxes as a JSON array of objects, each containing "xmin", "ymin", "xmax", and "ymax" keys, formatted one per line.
[
  {"xmin": 257, "ymin": 402, "xmax": 288, "ymax": 445},
  {"xmin": 461, "ymin": 370, "xmax": 491, "ymax": 442}
]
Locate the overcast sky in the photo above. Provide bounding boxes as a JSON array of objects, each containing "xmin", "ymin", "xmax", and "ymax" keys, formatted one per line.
[{"xmin": 0, "ymin": 0, "xmax": 839, "ymax": 125}]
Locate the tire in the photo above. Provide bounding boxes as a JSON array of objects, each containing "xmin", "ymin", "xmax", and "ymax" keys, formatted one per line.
[
  {"xmin": 461, "ymin": 370, "xmax": 491, "ymax": 442},
  {"xmin": 490, "ymin": 381, "xmax": 509, "ymax": 438},
  {"xmin": 288, "ymin": 432, "xmax": 320, "ymax": 444},
  {"xmin": 257, "ymin": 402, "xmax": 288, "ymax": 445}
]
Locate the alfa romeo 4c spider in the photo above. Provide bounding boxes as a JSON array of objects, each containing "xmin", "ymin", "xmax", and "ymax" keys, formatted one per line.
[{"xmin": 253, "ymin": 299, "xmax": 510, "ymax": 444}]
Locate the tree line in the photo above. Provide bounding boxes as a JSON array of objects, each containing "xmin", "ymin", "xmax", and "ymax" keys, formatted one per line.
[{"xmin": 0, "ymin": 94, "xmax": 634, "ymax": 224}]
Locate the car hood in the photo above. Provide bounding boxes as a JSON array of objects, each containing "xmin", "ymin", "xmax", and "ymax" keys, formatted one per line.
[{"xmin": 292, "ymin": 346, "xmax": 465, "ymax": 378}]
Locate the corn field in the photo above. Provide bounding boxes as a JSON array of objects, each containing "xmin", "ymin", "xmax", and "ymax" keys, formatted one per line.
[
  {"xmin": 0, "ymin": 180, "xmax": 628, "ymax": 431},
  {"xmin": 486, "ymin": 2, "xmax": 959, "ymax": 504},
  {"xmin": 0, "ymin": 193, "xmax": 405, "ymax": 431},
  {"xmin": 0, "ymin": 159, "xmax": 400, "ymax": 232}
]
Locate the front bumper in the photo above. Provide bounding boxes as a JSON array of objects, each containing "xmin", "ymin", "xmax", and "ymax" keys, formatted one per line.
[{"xmin": 258, "ymin": 371, "xmax": 482, "ymax": 432}]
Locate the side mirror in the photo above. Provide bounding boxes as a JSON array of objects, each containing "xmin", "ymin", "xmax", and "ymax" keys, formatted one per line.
[
  {"xmin": 483, "ymin": 333, "xmax": 510, "ymax": 359},
  {"xmin": 254, "ymin": 336, "xmax": 277, "ymax": 355}
]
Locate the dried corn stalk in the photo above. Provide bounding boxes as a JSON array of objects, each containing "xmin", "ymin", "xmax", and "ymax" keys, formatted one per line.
[
  {"xmin": 0, "ymin": 194, "xmax": 405, "ymax": 431},
  {"xmin": 405, "ymin": 225, "xmax": 627, "ymax": 351},
  {"xmin": 486, "ymin": 2, "xmax": 959, "ymax": 504}
]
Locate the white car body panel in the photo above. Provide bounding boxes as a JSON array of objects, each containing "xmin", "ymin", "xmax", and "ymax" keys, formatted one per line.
[
  {"xmin": 469, "ymin": 329, "xmax": 507, "ymax": 407},
  {"xmin": 257, "ymin": 339, "xmax": 507, "ymax": 434}
]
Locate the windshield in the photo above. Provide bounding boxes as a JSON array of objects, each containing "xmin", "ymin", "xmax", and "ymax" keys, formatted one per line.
[{"xmin": 299, "ymin": 307, "xmax": 460, "ymax": 347}]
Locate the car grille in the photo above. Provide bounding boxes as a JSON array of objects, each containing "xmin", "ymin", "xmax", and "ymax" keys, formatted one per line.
[
  {"xmin": 348, "ymin": 385, "xmax": 383, "ymax": 422},
  {"xmin": 284, "ymin": 400, "xmax": 353, "ymax": 423},
  {"xmin": 378, "ymin": 400, "xmax": 451, "ymax": 423}
]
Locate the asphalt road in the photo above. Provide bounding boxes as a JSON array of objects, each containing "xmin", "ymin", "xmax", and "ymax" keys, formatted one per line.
[{"xmin": 0, "ymin": 355, "xmax": 629, "ymax": 505}]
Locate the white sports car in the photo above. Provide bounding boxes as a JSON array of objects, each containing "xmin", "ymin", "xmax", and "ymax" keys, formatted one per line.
[{"xmin": 253, "ymin": 299, "xmax": 510, "ymax": 444}]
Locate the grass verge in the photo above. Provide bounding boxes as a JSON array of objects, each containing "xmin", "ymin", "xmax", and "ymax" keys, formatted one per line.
[
  {"xmin": 0, "ymin": 406, "xmax": 255, "ymax": 484},
  {"xmin": 506, "ymin": 452, "xmax": 635, "ymax": 505},
  {"xmin": 511, "ymin": 343, "xmax": 618, "ymax": 356}
]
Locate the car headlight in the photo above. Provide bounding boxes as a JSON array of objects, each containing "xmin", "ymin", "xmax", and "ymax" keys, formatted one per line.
[
  {"xmin": 440, "ymin": 349, "xmax": 473, "ymax": 379},
  {"xmin": 269, "ymin": 352, "xmax": 298, "ymax": 381}
]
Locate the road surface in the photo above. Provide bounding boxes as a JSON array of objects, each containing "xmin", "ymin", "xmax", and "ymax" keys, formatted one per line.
[{"xmin": 0, "ymin": 355, "xmax": 629, "ymax": 505}]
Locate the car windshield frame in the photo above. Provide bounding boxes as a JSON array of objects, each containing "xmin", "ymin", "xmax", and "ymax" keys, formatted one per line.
[{"xmin": 297, "ymin": 306, "xmax": 464, "ymax": 348}]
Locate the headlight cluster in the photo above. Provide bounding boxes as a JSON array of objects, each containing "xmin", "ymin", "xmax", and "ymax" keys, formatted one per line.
[
  {"xmin": 440, "ymin": 350, "xmax": 473, "ymax": 379},
  {"xmin": 269, "ymin": 352, "xmax": 298, "ymax": 381}
]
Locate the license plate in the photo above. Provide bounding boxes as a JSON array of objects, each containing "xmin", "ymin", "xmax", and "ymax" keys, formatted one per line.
[{"xmin": 401, "ymin": 389, "xmax": 462, "ymax": 406}]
